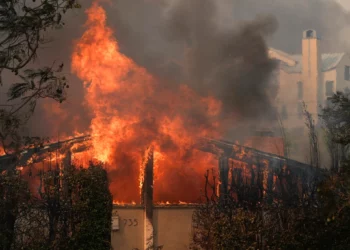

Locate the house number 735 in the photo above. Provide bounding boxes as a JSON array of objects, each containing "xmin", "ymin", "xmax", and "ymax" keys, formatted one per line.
[{"xmin": 123, "ymin": 219, "xmax": 138, "ymax": 227}]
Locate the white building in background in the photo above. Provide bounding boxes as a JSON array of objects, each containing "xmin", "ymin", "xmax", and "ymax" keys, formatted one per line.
[{"xmin": 269, "ymin": 29, "xmax": 350, "ymax": 164}]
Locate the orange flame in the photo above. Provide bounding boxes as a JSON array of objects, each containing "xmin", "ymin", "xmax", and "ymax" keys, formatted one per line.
[
  {"xmin": 113, "ymin": 200, "xmax": 137, "ymax": 206},
  {"xmin": 71, "ymin": 2, "xmax": 222, "ymax": 203}
]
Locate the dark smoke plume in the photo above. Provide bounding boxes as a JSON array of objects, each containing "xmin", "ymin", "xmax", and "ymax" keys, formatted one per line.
[
  {"xmin": 104, "ymin": 0, "xmax": 279, "ymax": 121},
  {"xmin": 163, "ymin": 0, "xmax": 278, "ymax": 118}
]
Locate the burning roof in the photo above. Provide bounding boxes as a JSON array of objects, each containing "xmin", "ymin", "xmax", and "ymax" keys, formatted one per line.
[{"xmin": 0, "ymin": 134, "xmax": 320, "ymax": 204}]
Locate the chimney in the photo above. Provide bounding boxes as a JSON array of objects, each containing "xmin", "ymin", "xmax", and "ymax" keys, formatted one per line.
[
  {"xmin": 141, "ymin": 147, "xmax": 154, "ymax": 250},
  {"xmin": 302, "ymin": 29, "xmax": 322, "ymax": 121}
]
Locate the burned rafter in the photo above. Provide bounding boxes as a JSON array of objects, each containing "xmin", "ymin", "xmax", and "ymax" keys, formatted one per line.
[
  {"xmin": 197, "ymin": 137, "xmax": 326, "ymax": 204},
  {"xmin": 196, "ymin": 137, "xmax": 322, "ymax": 177},
  {"xmin": 0, "ymin": 135, "xmax": 91, "ymax": 171}
]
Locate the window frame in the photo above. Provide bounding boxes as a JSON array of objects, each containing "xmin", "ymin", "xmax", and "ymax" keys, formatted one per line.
[
  {"xmin": 325, "ymin": 81, "xmax": 334, "ymax": 97},
  {"xmin": 345, "ymin": 66, "xmax": 350, "ymax": 81}
]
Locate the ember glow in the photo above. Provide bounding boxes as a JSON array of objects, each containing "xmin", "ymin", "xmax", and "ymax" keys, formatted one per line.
[{"xmin": 71, "ymin": 2, "xmax": 224, "ymax": 203}]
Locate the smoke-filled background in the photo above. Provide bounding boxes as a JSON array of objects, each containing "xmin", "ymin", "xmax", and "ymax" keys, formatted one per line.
[{"xmin": 8, "ymin": 0, "xmax": 346, "ymax": 139}]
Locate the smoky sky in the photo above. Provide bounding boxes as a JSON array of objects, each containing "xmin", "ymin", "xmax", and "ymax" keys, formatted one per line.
[
  {"xmin": 2, "ymin": 0, "xmax": 350, "ymax": 138},
  {"xmin": 102, "ymin": 0, "xmax": 350, "ymax": 122},
  {"xmin": 107, "ymin": 0, "xmax": 350, "ymax": 71}
]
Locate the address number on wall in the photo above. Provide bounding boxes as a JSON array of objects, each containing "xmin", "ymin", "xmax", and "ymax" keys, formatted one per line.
[{"xmin": 123, "ymin": 219, "xmax": 138, "ymax": 227}]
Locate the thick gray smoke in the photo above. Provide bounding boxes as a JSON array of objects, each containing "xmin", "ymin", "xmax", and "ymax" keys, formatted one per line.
[
  {"xmin": 108, "ymin": 0, "xmax": 350, "ymax": 75},
  {"xmin": 165, "ymin": 0, "xmax": 278, "ymax": 117},
  {"xmin": 109, "ymin": 0, "xmax": 279, "ymax": 122}
]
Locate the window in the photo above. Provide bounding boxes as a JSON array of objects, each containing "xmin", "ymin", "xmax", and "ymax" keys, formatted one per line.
[
  {"xmin": 325, "ymin": 81, "xmax": 334, "ymax": 97},
  {"xmin": 297, "ymin": 102, "xmax": 303, "ymax": 119},
  {"xmin": 306, "ymin": 30, "xmax": 314, "ymax": 38},
  {"xmin": 345, "ymin": 66, "xmax": 350, "ymax": 81},
  {"xmin": 297, "ymin": 81, "xmax": 303, "ymax": 100},
  {"xmin": 281, "ymin": 105, "xmax": 288, "ymax": 120}
]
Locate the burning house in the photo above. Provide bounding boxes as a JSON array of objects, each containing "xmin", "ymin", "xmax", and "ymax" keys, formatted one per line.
[
  {"xmin": 0, "ymin": 134, "xmax": 320, "ymax": 249},
  {"xmin": 0, "ymin": 1, "xmax": 330, "ymax": 249}
]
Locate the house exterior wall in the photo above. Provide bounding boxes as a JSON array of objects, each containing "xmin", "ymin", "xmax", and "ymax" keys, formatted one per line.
[
  {"xmin": 272, "ymin": 31, "xmax": 350, "ymax": 166},
  {"xmin": 111, "ymin": 206, "xmax": 144, "ymax": 250},
  {"xmin": 336, "ymin": 55, "xmax": 350, "ymax": 91},
  {"xmin": 111, "ymin": 206, "xmax": 196, "ymax": 250},
  {"xmin": 277, "ymin": 68, "xmax": 344, "ymax": 126},
  {"xmin": 277, "ymin": 67, "xmax": 331, "ymax": 164},
  {"xmin": 277, "ymin": 70, "xmax": 303, "ymax": 129},
  {"xmin": 275, "ymin": 49, "xmax": 350, "ymax": 130},
  {"xmin": 274, "ymin": 69, "xmax": 309, "ymax": 163},
  {"xmin": 154, "ymin": 207, "xmax": 195, "ymax": 250},
  {"xmin": 276, "ymin": 68, "xmax": 341, "ymax": 166}
]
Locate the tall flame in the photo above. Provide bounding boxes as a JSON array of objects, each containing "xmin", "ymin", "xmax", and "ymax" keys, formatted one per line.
[{"xmin": 71, "ymin": 2, "xmax": 222, "ymax": 203}]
